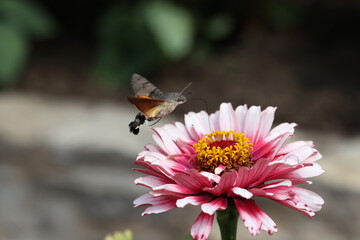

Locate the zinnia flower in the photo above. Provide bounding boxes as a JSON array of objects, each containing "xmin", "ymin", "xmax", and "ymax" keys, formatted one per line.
[{"xmin": 133, "ymin": 103, "xmax": 324, "ymax": 239}]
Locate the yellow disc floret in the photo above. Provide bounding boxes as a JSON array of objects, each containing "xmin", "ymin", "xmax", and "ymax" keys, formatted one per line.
[{"xmin": 192, "ymin": 130, "xmax": 253, "ymax": 173}]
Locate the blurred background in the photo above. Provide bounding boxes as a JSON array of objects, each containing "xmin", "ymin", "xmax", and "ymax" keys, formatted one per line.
[{"xmin": 0, "ymin": 0, "xmax": 359, "ymax": 239}]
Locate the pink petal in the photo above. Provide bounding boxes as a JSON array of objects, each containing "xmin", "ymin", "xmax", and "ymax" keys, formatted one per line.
[
  {"xmin": 176, "ymin": 195, "xmax": 212, "ymax": 208},
  {"xmin": 151, "ymin": 132, "xmax": 169, "ymax": 155},
  {"xmin": 209, "ymin": 110, "xmax": 220, "ymax": 132},
  {"xmin": 261, "ymin": 186, "xmax": 324, "ymax": 218},
  {"xmin": 234, "ymin": 199, "xmax": 278, "ymax": 236},
  {"xmin": 132, "ymin": 167, "xmax": 168, "ymax": 180},
  {"xmin": 251, "ymin": 131, "xmax": 293, "ymax": 160},
  {"xmin": 249, "ymin": 162, "xmax": 282, "ymax": 188},
  {"xmin": 270, "ymin": 132, "xmax": 294, "ymax": 161},
  {"xmin": 204, "ymin": 171, "xmax": 237, "ymax": 196},
  {"xmin": 142, "ymin": 202, "xmax": 177, "ymax": 215},
  {"xmin": 144, "ymin": 143, "xmax": 164, "ymax": 154},
  {"xmin": 134, "ymin": 194, "xmax": 177, "ymax": 215},
  {"xmin": 187, "ymin": 169, "xmax": 214, "ymax": 188},
  {"xmin": 191, "ymin": 212, "xmax": 214, "ymax": 240},
  {"xmin": 279, "ymin": 163, "xmax": 324, "ymax": 179},
  {"xmin": 134, "ymin": 157, "xmax": 173, "ymax": 179},
  {"xmin": 231, "ymin": 187, "xmax": 253, "ymax": 199},
  {"xmin": 162, "ymin": 122, "xmax": 192, "ymax": 143},
  {"xmin": 266, "ymin": 123, "xmax": 297, "ymax": 142},
  {"xmin": 134, "ymin": 176, "xmax": 171, "ymax": 189},
  {"xmin": 175, "ymin": 122, "xmax": 195, "ymax": 141},
  {"xmin": 201, "ymin": 197, "xmax": 227, "ymax": 215},
  {"xmin": 197, "ymin": 110, "xmax": 212, "ymax": 134},
  {"xmin": 235, "ymin": 105, "xmax": 248, "ymax": 133},
  {"xmin": 214, "ymin": 165, "xmax": 226, "ymax": 175},
  {"xmin": 282, "ymin": 145, "xmax": 318, "ymax": 163},
  {"xmin": 277, "ymin": 140, "xmax": 312, "ymax": 155},
  {"xmin": 153, "ymin": 127, "xmax": 182, "ymax": 155},
  {"xmin": 200, "ymin": 171, "xmax": 221, "ymax": 184},
  {"xmin": 144, "ymin": 152, "xmax": 187, "ymax": 174},
  {"xmin": 173, "ymin": 173, "xmax": 205, "ymax": 191},
  {"xmin": 236, "ymin": 158, "xmax": 270, "ymax": 188},
  {"xmin": 174, "ymin": 137, "xmax": 196, "ymax": 155},
  {"xmin": 185, "ymin": 111, "xmax": 210, "ymax": 138},
  {"xmin": 219, "ymin": 103, "xmax": 236, "ymax": 131},
  {"xmin": 303, "ymin": 151, "xmax": 322, "ymax": 164},
  {"xmin": 243, "ymin": 106, "xmax": 261, "ymax": 143},
  {"xmin": 151, "ymin": 184, "xmax": 197, "ymax": 197},
  {"xmin": 260, "ymin": 180, "xmax": 293, "ymax": 191},
  {"xmin": 253, "ymin": 106, "xmax": 276, "ymax": 145},
  {"xmin": 272, "ymin": 154, "xmax": 299, "ymax": 165},
  {"xmin": 133, "ymin": 193, "xmax": 155, "ymax": 207},
  {"xmin": 141, "ymin": 154, "xmax": 176, "ymax": 177},
  {"xmin": 248, "ymin": 188, "xmax": 267, "ymax": 197}
]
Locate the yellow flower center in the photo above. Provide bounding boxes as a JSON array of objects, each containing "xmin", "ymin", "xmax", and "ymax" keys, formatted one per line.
[{"xmin": 192, "ymin": 130, "xmax": 253, "ymax": 173}]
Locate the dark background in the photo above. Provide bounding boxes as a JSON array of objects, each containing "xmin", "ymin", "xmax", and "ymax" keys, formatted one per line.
[
  {"xmin": 0, "ymin": 1, "xmax": 359, "ymax": 240},
  {"xmin": 4, "ymin": 0, "xmax": 358, "ymax": 134}
]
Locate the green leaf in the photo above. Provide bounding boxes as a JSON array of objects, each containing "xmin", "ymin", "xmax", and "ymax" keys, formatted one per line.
[
  {"xmin": 184, "ymin": 235, "xmax": 193, "ymax": 240},
  {"xmin": 0, "ymin": 0, "xmax": 56, "ymax": 38},
  {"xmin": 144, "ymin": 1, "xmax": 194, "ymax": 60},
  {"xmin": 0, "ymin": 24, "xmax": 28, "ymax": 85}
]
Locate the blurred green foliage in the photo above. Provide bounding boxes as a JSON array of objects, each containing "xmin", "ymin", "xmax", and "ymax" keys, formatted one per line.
[
  {"xmin": 184, "ymin": 235, "xmax": 193, "ymax": 240},
  {"xmin": 263, "ymin": 2, "xmax": 300, "ymax": 30},
  {"xmin": 0, "ymin": 0, "xmax": 56, "ymax": 85},
  {"xmin": 0, "ymin": 0, "xmax": 302, "ymax": 88},
  {"xmin": 104, "ymin": 230, "xmax": 133, "ymax": 240},
  {"xmin": 95, "ymin": 0, "xmax": 235, "ymax": 87}
]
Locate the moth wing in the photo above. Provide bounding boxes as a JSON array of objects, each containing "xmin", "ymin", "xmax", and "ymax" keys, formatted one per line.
[
  {"xmin": 131, "ymin": 74, "xmax": 164, "ymax": 99},
  {"xmin": 127, "ymin": 95, "xmax": 165, "ymax": 118}
]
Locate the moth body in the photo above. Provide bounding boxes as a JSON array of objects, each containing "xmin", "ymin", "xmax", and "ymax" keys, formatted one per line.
[{"xmin": 128, "ymin": 74, "xmax": 191, "ymax": 134}]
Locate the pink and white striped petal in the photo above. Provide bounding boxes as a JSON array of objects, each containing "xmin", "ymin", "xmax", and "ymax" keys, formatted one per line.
[
  {"xmin": 230, "ymin": 187, "xmax": 253, "ymax": 199},
  {"xmin": 191, "ymin": 212, "xmax": 214, "ymax": 240},
  {"xmin": 236, "ymin": 158, "xmax": 271, "ymax": 188},
  {"xmin": 134, "ymin": 175, "xmax": 172, "ymax": 189},
  {"xmin": 201, "ymin": 197, "xmax": 227, "ymax": 215},
  {"xmin": 204, "ymin": 171, "xmax": 237, "ymax": 196},
  {"xmin": 234, "ymin": 199, "xmax": 278, "ymax": 236},
  {"xmin": 173, "ymin": 173, "xmax": 206, "ymax": 192},
  {"xmin": 134, "ymin": 194, "xmax": 177, "ymax": 215},
  {"xmin": 278, "ymin": 163, "xmax": 324, "ymax": 179},
  {"xmin": 261, "ymin": 186, "xmax": 324, "ymax": 218},
  {"xmin": 176, "ymin": 195, "xmax": 212, "ymax": 208},
  {"xmin": 151, "ymin": 183, "xmax": 197, "ymax": 197}
]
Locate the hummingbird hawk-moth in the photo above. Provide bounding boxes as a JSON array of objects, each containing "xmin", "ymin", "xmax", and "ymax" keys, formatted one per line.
[{"xmin": 128, "ymin": 74, "xmax": 192, "ymax": 135}]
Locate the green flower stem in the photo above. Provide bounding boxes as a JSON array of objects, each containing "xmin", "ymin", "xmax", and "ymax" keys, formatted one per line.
[{"xmin": 216, "ymin": 201, "xmax": 239, "ymax": 240}]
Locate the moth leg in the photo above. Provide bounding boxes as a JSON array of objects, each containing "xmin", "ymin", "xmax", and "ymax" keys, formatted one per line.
[{"xmin": 149, "ymin": 118, "xmax": 162, "ymax": 126}]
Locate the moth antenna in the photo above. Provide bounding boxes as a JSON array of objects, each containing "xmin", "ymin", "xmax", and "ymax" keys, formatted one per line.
[
  {"xmin": 187, "ymin": 97, "xmax": 212, "ymax": 132},
  {"xmin": 180, "ymin": 82, "xmax": 193, "ymax": 95}
]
